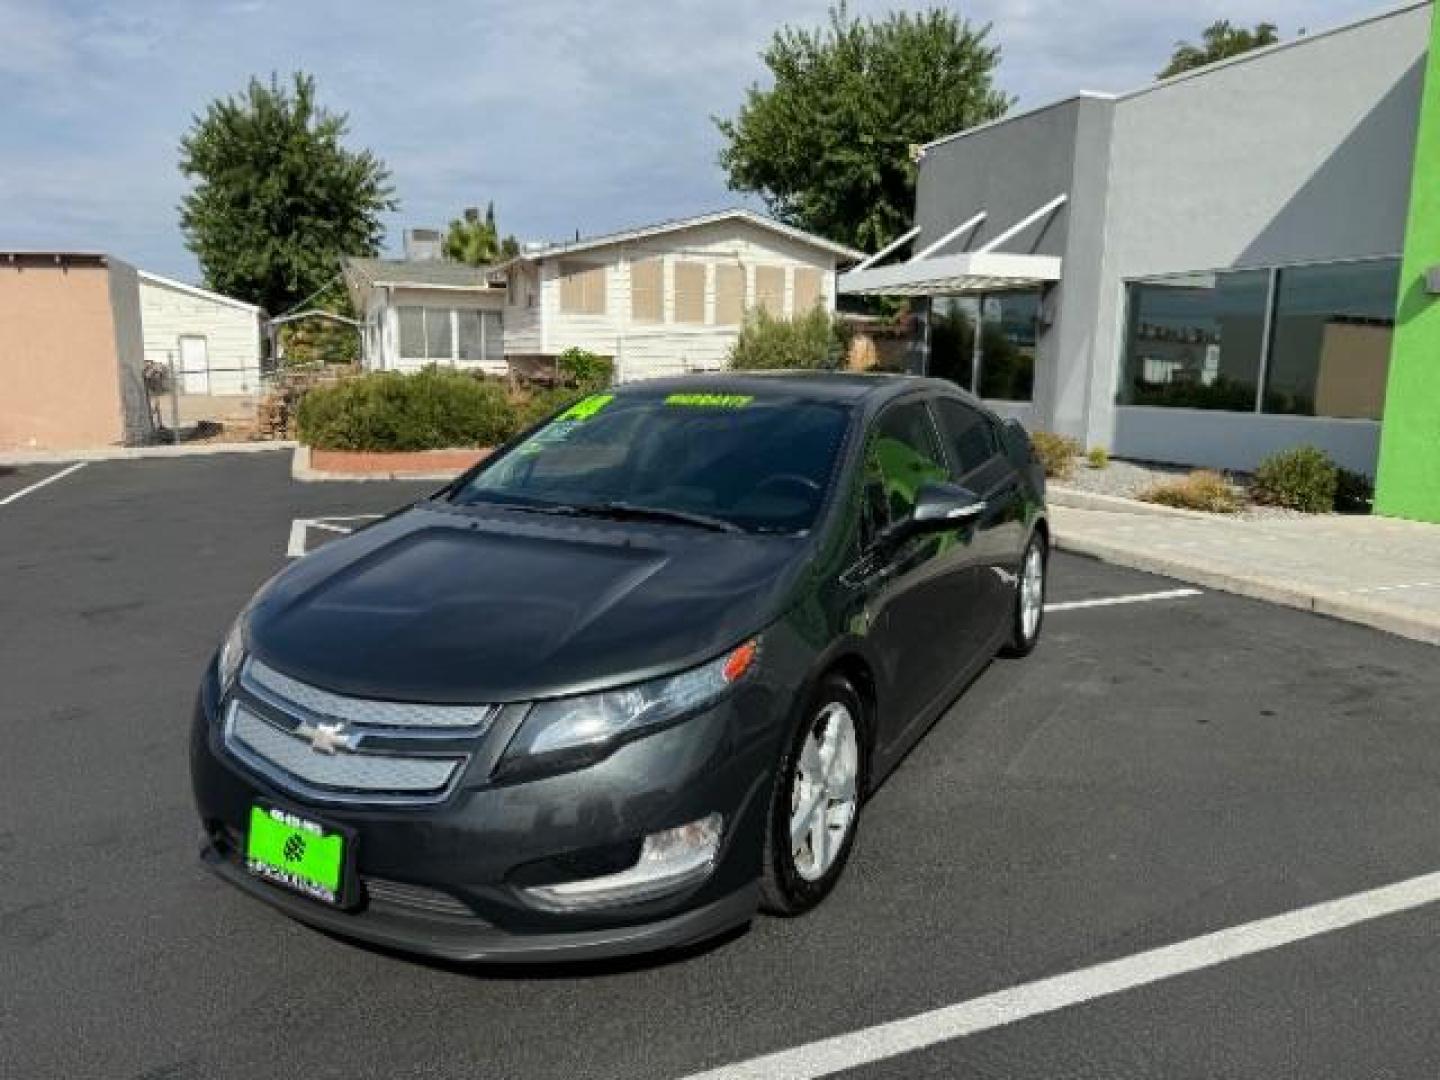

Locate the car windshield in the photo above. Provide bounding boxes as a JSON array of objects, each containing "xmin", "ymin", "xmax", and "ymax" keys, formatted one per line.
[{"xmin": 450, "ymin": 390, "xmax": 852, "ymax": 534}]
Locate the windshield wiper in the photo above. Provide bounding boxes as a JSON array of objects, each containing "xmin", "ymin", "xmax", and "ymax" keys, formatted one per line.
[{"xmin": 566, "ymin": 501, "xmax": 746, "ymax": 534}]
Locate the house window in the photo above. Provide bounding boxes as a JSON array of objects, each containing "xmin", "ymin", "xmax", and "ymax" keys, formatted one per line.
[
  {"xmin": 398, "ymin": 306, "xmax": 426, "ymax": 358},
  {"xmin": 755, "ymin": 266, "xmax": 786, "ymax": 316},
  {"xmin": 458, "ymin": 309, "xmax": 504, "ymax": 363},
  {"xmin": 560, "ymin": 261, "xmax": 607, "ymax": 315},
  {"xmin": 715, "ymin": 265, "xmax": 745, "ymax": 325},
  {"xmin": 674, "ymin": 262, "xmax": 707, "ymax": 324},
  {"xmin": 793, "ymin": 267, "xmax": 824, "ymax": 313},
  {"xmin": 631, "ymin": 258, "xmax": 663, "ymax": 323},
  {"xmin": 426, "ymin": 306, "xmax": 453, "ymax": 359}
]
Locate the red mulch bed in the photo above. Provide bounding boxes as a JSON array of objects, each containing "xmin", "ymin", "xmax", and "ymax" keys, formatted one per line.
[{"xmin": 310, "ymin": 448, "xmax": 491, "ymax": 477}]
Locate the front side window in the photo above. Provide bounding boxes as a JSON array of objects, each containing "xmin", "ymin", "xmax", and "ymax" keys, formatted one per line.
[
  {"xmin": 862, "ymin": 401, "xmax": 949, "ymax": 535},
  {"xmin": 453, "ymin": 392, "xmax": 851, "ymax": 534},
  {"xmin": 933, "ymin": 397, "xmax": 997, "ymax": 478},
  {"xmin": 1264, "ymin": 259, "xmax": 1398, "ymax": 419},
  {"xmin": 1121, "ymin": 269, "xmax": 1270, "ymax": 410}
]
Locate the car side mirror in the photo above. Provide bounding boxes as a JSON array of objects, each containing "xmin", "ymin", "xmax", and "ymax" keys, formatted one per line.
[
  {"xmin": 878, "ymin": 481, "xmax": 987, "ymax": 549},
  {"xmin": 912, "ymin": 481, "xmax": 987, "ymax": 527}
]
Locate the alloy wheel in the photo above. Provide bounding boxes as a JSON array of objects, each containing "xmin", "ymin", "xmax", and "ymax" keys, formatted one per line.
[{"xmin": 789, "ymin": 702, "xmax": 859, "ymax": 882}]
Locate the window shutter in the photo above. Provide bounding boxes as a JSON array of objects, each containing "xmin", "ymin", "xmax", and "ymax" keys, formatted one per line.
[
  {"xmin": 674, "ymin": 262, "xmax": 707, "ymax": 324},
  {"xmin": 793, "ymin": 268, "xmax": 824, "ymax": 313},
  {"xmin": 631, "ymin": 258, "xmax": 663, "ymax": 323},
  {"xmin": 755, "ymin": 266, "xmax": 786, "ymax": 316},
  {"xmin": 715, "ymin": 265, "xmax": 745, "ymax": 325}
]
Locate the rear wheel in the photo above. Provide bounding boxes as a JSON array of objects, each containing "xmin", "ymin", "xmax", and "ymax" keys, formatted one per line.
[
  {"xmin": 760, "ymin": 674, "xmax": 864, "ymax": 915},
  {"xmin": 1002, "ymin": 532, "xmax": 1047, "ymax": 657}
]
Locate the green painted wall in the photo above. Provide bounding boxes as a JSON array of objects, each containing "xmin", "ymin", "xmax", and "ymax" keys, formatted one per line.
[{"xmin": 1376, "ymin": 3, "xmax": 1440, "ymax": 521}]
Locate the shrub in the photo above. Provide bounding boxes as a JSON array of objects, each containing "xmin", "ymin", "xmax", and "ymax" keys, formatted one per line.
[
  {"xmin": 1251, "ymin": 446, "xmax": 1338, "ymax": 513},
  {"xmin": 729, "ymin": 307, "xmax": 848, "ymax": 371},
  {"xmin": 297, "ymin": 367, "xmax": 521, "ymax": 451},
  {"xmin": 1334, "ymin": 467, "xmax": 1374, "ymax": 515},
  {"xmin": 1030, "ymin": 431, "xmax": 1082, "ymax": 480},
  {"xmin": 1086, "ymin": 446, "xmax": 1109, "ymax": 470},
  {"xmin": 1141, "ymin": 470, "xmax": 1243, "ymax": 513},
  {"xmin": 556, "ymin": 348, "xmax": 613, "ymax": 393}
]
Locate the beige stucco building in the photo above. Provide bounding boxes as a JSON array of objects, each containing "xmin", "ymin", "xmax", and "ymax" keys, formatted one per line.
[{"xmin": 0, "ymin": 252, "xmax": 154, "ymax": 451}]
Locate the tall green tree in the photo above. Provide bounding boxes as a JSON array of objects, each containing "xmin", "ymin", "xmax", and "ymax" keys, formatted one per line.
[
  {"xmin": 178, "ymin": 72, "xmax": 397, "ymax": 314},
  {"xmin": 716, "ymin": 4, "xmax": 1010, "ymax": 254},
  {"xmin": 443, "ymin": 203, "xmax": 521, "ymax": 266},
  {"xmin": 1159, "ymin": 20, "xmax": 1280, "ymax": 78}
]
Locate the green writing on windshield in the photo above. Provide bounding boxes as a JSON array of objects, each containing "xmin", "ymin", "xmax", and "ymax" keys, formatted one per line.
[
  {"xmin": 664, "ymin": 393, "xmax": 754, "ymax": 408},
  {"xmin": 557, "ymin": 394, "xmax": 614, "ymax": 421}
]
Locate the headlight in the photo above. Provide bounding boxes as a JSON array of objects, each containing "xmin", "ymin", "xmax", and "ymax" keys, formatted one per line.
[
  {"xmin": 500, "ymin": 639, "xmax": 758, "ymax": 773},
  {"xmin": 216, "ymin": 614, "xmax": 246, "ymax": 692}
]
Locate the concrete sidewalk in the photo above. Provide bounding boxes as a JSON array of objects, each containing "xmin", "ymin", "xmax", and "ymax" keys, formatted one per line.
[{"xmin": 1051, "ymin": 503, "xmax": 1440, "ymax": 646}]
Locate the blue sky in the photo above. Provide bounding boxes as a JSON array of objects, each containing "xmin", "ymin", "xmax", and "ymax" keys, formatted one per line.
[{"xmin": 0, "ymin": 0, "xmax": 1393, "ymax": 280}]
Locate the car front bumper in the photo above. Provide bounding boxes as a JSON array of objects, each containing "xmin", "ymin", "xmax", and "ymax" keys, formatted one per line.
[{"xmin": 190, "ymin": 664, "xmax": 784, "ymax": 963}]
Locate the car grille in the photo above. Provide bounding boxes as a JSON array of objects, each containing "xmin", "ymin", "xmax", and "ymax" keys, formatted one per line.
[
  {"xmin": 226, "ymin": 704, "xmax": 463, "ymax": 797},
  {"xmin": 364, "ymin": 877, "xmax": 487, "ymax": 920},
  {"xmin": 246, "ymin": 658, "xmax": 495, "ymax": 730},
  {"xmin": 222, "ymin": 660, "xmax": 501, "ymax": 806}
]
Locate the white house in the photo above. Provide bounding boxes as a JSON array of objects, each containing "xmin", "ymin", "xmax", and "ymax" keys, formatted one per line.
[
  {"xmin": 499, "ymin": 209, "xmax": 861, "ymax": 381},
  {"xmin": 138, "ymin": 271, "xmax": 264, "ymax": 395},
  {"xmin": 344, "ymin": 241, "xmax": 507, "ymax": 375},
  {"xmin": 345, "ymin": 210, "xmax": 860, "ymax": 380}
]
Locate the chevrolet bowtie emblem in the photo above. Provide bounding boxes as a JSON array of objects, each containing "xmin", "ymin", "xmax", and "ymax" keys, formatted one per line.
[{"xmin": 295, "ymin": 719, "xmax": 359, "ymax": 755}]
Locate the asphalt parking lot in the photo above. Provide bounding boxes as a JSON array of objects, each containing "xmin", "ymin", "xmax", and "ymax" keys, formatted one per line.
[{"xmin": 5, "ymin": 451, "xmax": 1440, "ymax": 1078}]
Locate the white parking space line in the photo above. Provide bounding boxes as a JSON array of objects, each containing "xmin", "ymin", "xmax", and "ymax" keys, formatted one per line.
[
  {"xmin": 1046, "ymin": 588, "xmax": 1202, "ymax": 614},
  {"xmin": 683, "ymin": 869, "xmax": 1440, "ymax": 1080},
  {"xmin": 0, "ymin": 462, "xmax": 87, "ymax": 507},
  {"xmin": 285, "ymin": 515, "xmax": 383, "ymax": 557}
]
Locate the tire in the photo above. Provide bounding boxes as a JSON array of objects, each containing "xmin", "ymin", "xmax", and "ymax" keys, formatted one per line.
[
  {"xmin": 759, "ymin": 673, "xmax": 866, "ymax": 915},
  {"xmin": 1002, "ymin": 530, "xmax": 1047, "ymax": 658}
]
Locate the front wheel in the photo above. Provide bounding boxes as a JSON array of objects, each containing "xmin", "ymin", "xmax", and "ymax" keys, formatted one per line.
[
  {"xmin": 760, "ymin": 674, "xmax": 865, "ymax": 915},
  {"xmin": 1002, "ymin": 531, "xmax": 1047, "ymax": 657}
]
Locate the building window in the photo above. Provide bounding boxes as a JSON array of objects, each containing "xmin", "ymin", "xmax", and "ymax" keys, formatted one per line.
[
  {"xmin": 715, "ymin": 265, "xmax": 745, "ymax": 325},
  {"xmin": 1264, "ymin": 259, "xmax": 1398, "ymax": 419},
  {"xmin": 754, "ymin": 266, "xmax": 786, "ymax": 316},
  {"xmin": 1121, "ymin": 269, "xmax": 1270, "ymax": 411},
  {"xmin": 458, "ymin": 309, "xmax": 504, "ymax": 364},
  {"xmin": 928, "ymin": 291, "xmax": 1038, "ymax": 403},
  {"xmin": 630, "ymin": 258, "xmax": 663, "ymax": 323},
  {"xmin": 426, "ymin": 306, "xmax": 453, "ymax": 360},
  {"xmin": 793, "ymin": 267, "xmax": 824, "ymax": 313},
  {"xmin": 673, "ymin": 261, "xmax": 707, "ymax": 324},
  {"xmin": 559, "ymin": 261, "xmax": 607, "ymax": 315},
  {"xmin": 397, "ymin": 306, "xmax": 426, "ymax": 359}
]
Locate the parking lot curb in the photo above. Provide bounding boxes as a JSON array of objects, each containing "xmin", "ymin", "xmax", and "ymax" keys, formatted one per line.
[
  {"xmin": 0, "ymin": 442, "xmax": 295, "ymax": 466},
  {"xmin": 1054, "ymin": 530, "xmax": 1440, "ymax": 647},
  {"xmin": 1047, "ymin": 485, "xmax": 1217, "ymax": 520},
  {"xmin": 290, "ymin": 446, "xmax": 459, "ymax": 483}
]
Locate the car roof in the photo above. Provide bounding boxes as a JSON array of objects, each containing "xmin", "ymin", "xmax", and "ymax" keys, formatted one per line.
[{"xmin": 612, "ymin": 370, "xmax": 975, "ymax": 408}]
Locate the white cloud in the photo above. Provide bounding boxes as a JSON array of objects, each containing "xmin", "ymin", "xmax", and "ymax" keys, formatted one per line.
[{"xmin": 0, "ymin": 0, "xmax": 1400, "ymax": 278}]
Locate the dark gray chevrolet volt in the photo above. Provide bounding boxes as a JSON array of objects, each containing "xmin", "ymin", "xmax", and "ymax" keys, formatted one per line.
[{"xmin": 191, "ymin": 372, "xmax": 1048, "ymax": 961}]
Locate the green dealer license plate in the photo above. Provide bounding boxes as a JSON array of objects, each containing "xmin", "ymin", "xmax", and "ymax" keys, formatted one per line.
[{"xmin": 245, "ymin": 804, "xmax": 349, "ymax": 906}]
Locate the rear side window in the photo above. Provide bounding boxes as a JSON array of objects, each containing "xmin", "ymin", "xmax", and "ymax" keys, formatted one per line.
[
  {"xmin": 933, "ymin": 397, "xmax": 997, "ymax": 478},
  {"xmin": 862, "ymin": 400, "xmax": 949, "ymax": 535}
]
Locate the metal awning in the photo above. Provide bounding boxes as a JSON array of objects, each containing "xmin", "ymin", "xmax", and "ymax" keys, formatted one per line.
[
  {"xmin": 839, "ymin": 251, "xmax": 1062, "ymax": 296},
  {"xmin": 839, "ymin": 194, "xmax": 1066, "ymax": 297}
]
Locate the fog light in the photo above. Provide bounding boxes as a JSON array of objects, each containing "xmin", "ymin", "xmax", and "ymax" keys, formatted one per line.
[{"xmin": 523, "ymin": 814, "xmax": 723, "ymax": 911}]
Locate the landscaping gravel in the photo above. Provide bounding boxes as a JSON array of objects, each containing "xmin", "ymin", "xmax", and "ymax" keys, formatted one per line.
[{"xmin": 1056, "ymin": 458, "xmax": 1316, "ymax": 520}]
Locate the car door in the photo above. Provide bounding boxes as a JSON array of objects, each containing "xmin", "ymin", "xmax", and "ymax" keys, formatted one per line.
[
  {"xmin": 932, "ymin": 397, "xmax": 1028, "ymax": 641},
  {"xmin": 847, "ymin": 397, "xmax": 984, "ymax": 750}
]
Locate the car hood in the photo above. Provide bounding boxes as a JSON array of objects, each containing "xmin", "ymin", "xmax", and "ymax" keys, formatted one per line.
[{"xmin": 246, "ymin": 502, "xmax": 809, "ymax": 703}]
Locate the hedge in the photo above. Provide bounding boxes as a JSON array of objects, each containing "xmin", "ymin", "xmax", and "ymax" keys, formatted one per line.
[{"xmin": 295, "ymin": 365, "xmax": 601, "ymax": 452}]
